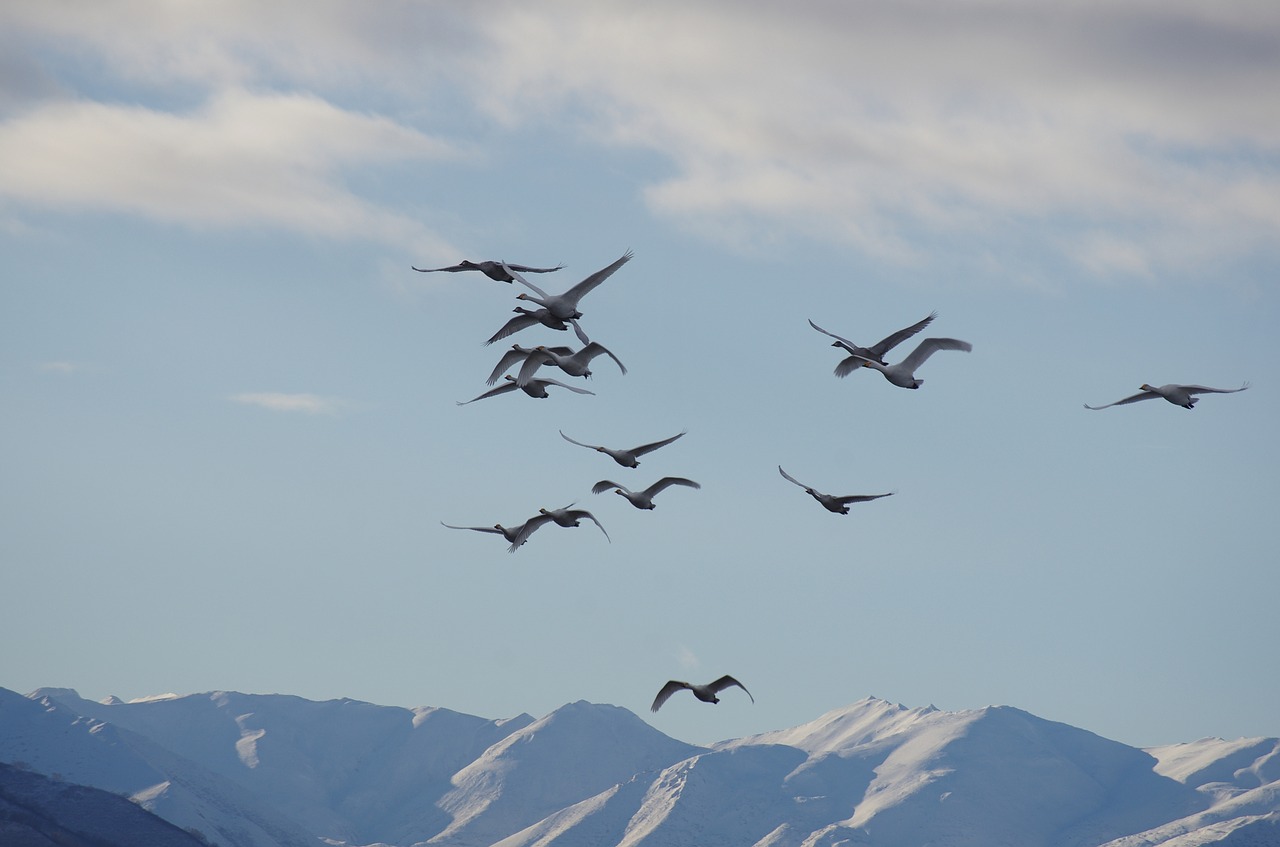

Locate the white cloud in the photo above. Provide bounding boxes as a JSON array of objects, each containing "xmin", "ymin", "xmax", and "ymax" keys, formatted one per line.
[
  {"xmin": 0, "ymin": 88, "xmax": 460, "ymax": 252},
  {"xmin": 676, "ymin": 645, "xmax": 700, "ymax": 672},
  {"xmin": 230, "ymin": 392, "xmax": 344, "ymax": 415}
]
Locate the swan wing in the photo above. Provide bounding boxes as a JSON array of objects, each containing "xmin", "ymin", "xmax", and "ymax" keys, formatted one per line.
[
  {"xmin": 569, "ymin": 509, "xmax": 611, "ymax": 542},
  {"xmin": 581, "ymin": 341, "xmax": 628, "ymax": 375},
  {"xmin": 506, "ymin": 263, "xmax": 564, "ymax": 274},
  {"xmin": 508, "ymin": 514, "xmax": 555, "ymax": 553},
  {"xmin": 504, "ymin": 263, "xmax": 549, "ymax": 298},
  {"xmin": 867, "ymin": 312, "xmax": 937, "ymax": 359},
  {"xmin": 709, "ymin": 675, "xmax": 754, "ymax": 703},
  {"xmin": 538, "ymin": 377, "xmax": 596, "ymax": 395},
  {"xmin": 560, "ymin": 430, "xmax": 603, "ymax": 451},
  {"xmin": 651, "ymin": 680, "xmax": 691, "ymax": 712},
  {"xmin": 440, "ymin": 522, "xmax": 501, "ymax": 535},
  {"xmin": 645, "ymin": 477, "xmax": 701, "ymax": 497},
  {"xmin": 457, "ymin": 382, "xmax": 517, "ymax": 405},
  {"xmin": 632, "ymin": 430, "xmax": 686, "ymax": 456},
  {"xmin": 834, "ymin": 492, "xmax": 894, "ymax": 505},
  {"xmin": 1183, "ymin": 382, "xmax": 1250, "ymax": 396},
  {"xmin": 516, "ymin": 349, "xmax": 556, "ymax": 386},
  {"xmin": 592, "ymin": 479, "xmax": 629, "ymax": 495},
  {"xmin": 562, "ymin": 250, "xmax": 634, "ymax": 306},
  {"xmin": 1083, "ymin": 390, "xmax": 1159, "ymax": 410},
  {"xmin": 899, "ymin": 337, "xmax": 972, "ymax": 371},
  {"xmin": 778, "ymin": 465, "xmax": 809, "ymax": 489},
  {"xmin": 487, "ymin": 347, "xmax": 533, "ymax": 385},
  {"xmin": 485, "ymin": 312, "xmax": 540, "ymax": 345}
]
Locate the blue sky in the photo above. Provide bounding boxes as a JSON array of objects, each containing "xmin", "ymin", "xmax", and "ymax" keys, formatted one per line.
[{"xmin": 2, "ymin": 1, "xmax": 1278, "ymax": 748}]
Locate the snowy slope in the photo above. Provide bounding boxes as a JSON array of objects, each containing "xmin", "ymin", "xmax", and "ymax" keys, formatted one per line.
[{"xmin": 4, "ymin": 686, "xmax": 1278, "ymax": 847}]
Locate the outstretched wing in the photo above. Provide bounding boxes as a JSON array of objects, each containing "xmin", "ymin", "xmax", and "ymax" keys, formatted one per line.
[
  {"xmin": 867, "ymin": 312, "xmax": 937, "ymax": 360},
  {"xmin": 833, "ymin": 492, "xmax": 894, "ymax": 506},
  {"xmin": 644, "ymin": 477, "xmax": 701, "ymax": 497},
  {"xmin": 562, "ymin": 250, "xmax": 634, "ymax": 305},
  {"xmin": 505, "ymin": 263, "xmax": 564, "ymax": 274},
  {"xmin": 899, "ymin": 337, "xmax": 972, "ymax": 371},
  {"xmin": 561, "ymin": 430, "xmax": 603, "ymax": 451},
  {"xmin": 457, "ymin": 382, "xmax": 518, "ymax": 405},
  {"xmin": 516, "ymin": 348, "xmax": 557, "ymax": 386},
  {"xmin": 441, "ymin": 522, "xmax": 503, "ymax": 536},
  {"xmin": 508, "ymin": 514, "xmax": 555, "ymax": 553},
  {"xmin": 504, "ymin": 263, "xmax": 549, "ymax": 298},
  {"xmin": 1184, "ymin": 382, "xmax": 1250, "ymax": 396},
  {"xmin": 411, "ymin": 263, "xmax": 470, "ymax": 273},
  {"xmin": 537, "ymin": 377, "xmax": 595, "ymax": 396},
  {"xmin": 709, "ymin": 675, "xmax": 754, "ymax": 703},
  {"xmin": 569, "ymin": 509, "xmax": 611, "ymax": 542},
  {"xmin": 631, "ymin": 430, "xmax": 686, "ymax": 457},
  {"xmin": 778, "ymin": 465, "xmax": 809, "ymax": 490},
  {"xmin": 485, "ymin": 312, "xmax": 540, "ymax": 345},
  {"xmin": 592, "ymin": 479, "xmax": 629, "ymax": 495},
  {"xmin": 1083, "ymin": 390, "xmax": 1159, "ymax": 410},
  {"xmin": 581, "ymin": 341, "xmax": 628, "ymax": 375},
  {"xmin": 651, "ymin": 680, "xmax": 690, "ymax": 712},
  {"xmin": 487, "ymin": 346, "xmax": 534, "ymax": 385}
]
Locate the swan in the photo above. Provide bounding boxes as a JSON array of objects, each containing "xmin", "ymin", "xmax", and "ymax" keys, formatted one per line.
[
  {"xmin": 412, "ymin": 260, "xmax": 563, "ymax": 283},
  {"xmin": 560, "ymin": 430, "xmax": 686, "ymax": 468},
  {"xmin": 778, "ymin": 466, "xmax": 894, "ymax": 514},
  {"xmin": 484, "ymin": 308, "xmax": 590, "ymax": 346},
  {"xmin": 441, "ymin": 516, "xmax": 554, "ymax": 553},
  {"xmin": 651, "ymin": 676, "xmax": 754, "ymax": 712},
  {"xmin": 517, "ymin": 340, "xmax": 627, "ymax": 386},
  {"xmin": 505, "ymin": 251, "xmax": 633, "ymax": 321},
  {"xmin": 809, "ymin": 312, "xmax": 937, "ymax": 375},
  {"xmin": 535, "ymin": 504, "xmax": 610, "ymax": 542},
  {"xmin": 848, "ymin": 337, "xmax": 972, "ymax": 388},
  {"xmin": 1084, "ymin": 382, "xmax": 1249, "ymax": 410},
  {"xmin": 487, "ymin": 344, "xmax": 573, "ymax": 385},
  {"xmin": 457, "ymin": 375, "xmax": 595, "ymax": 405},
  {"xmin": 591, "ymin": 476, "xmax": 700, "ymax": 509}
]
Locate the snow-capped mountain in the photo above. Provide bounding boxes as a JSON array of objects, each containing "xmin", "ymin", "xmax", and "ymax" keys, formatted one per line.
[{"xmin": 1, "ymin": 686, "xmax": 1277, "ymax": 847}]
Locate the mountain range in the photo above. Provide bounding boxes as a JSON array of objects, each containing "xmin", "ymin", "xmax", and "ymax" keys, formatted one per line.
[{"xmin": 1, "ymin": 686, "xmax": 1276, "ymax": 847}]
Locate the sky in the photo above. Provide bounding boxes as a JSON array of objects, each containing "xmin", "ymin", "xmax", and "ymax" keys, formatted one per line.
[{"xmin": 2, "ymin": 1, "xmax": 1278, "ymax": 750}]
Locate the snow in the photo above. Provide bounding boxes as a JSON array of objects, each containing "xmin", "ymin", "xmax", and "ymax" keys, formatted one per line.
[{"xmin": 4, "ymin": 686, "xmax": 1278, "ymax": 847}]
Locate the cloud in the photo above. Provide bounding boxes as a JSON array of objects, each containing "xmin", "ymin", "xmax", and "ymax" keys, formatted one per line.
[
  {"xmin": 0, "ymin": 88, "xmax": 460, "ymax": 251},
  {"xmin": 676, "ymin": 645, "xmax": 700, "ymax": 672},
  {"xmin": 230, "ymin": 392, "xmax": 344, "ymax": 415}
]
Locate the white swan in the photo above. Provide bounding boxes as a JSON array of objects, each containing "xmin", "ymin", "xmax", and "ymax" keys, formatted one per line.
[
  {"xmin": 560, "ymin": 430, "xmax": 686, "ymax": 468},
  {"xmin": 487, "ymin": 344, "xmax": 573, "ymax": 385},
  {"xmin": 651, "ymin": 676, "xmax": 754, "ymax": 712},
  {"xmin": 848, "ymin": 337, "xmax": 972, "ymax": 388},
  {"xmin": 457, "ymin": 375, "xmax": 595, "ymax": 405},
  {"xmin": 484, "ymin": 307, "xmax": 590, "ymax": 346},
  {"xmin": 778, "ymin": 466, "xmax": 894, "ymax": 514},
  {"xmin": 441, "ymin": 517, "xmax": 554, "ymax": 553},
  {"xmin": 412, "ymin": 260, "xmax": 562, "ymax": 283},
  {"xmin": 505, "ymin": 251, "xmax": 633, "ymax": 321},
  {"xmin": 535, "ymin": 504, "xmax": 611, "ymax": 542},
  {"xmin": 1085, "ymin": 382, "xmax": 1250, "ymax": 410},
  {"xmin": 517, "ymin": 340, "xmax": 627, "ymax": 386},
  {"xmin": 809, "ymin": 312, "xmax": 937, "ymax": 376},
  {"xmin": 591, "ymin": 476, "xmax": 700, "ymax": 510}
]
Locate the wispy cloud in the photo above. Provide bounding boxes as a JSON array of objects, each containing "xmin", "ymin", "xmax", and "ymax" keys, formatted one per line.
[
  {"xmin": 0, "ymin": 88, "xmax": 460, "ymax": 252},
  {"xmin": 230, "ymin": 392, "xmax": 345, "ymax": 415},
  {"xmin": 676, "ymin": 645, "xmax": 700, "ymax": 672},
  {"xmin": 38, "ymin": 361, "xmax": 82, "ymax": 374}
]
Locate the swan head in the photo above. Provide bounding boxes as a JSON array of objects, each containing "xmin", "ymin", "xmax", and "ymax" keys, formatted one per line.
[{"xmin": 1140, "ymin": 383, "xmax": 1156, "ymax": 392}]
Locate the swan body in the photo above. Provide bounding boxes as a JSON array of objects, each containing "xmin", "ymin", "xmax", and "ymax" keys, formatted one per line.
[
  {"xmin": 591, "ymin": 476, "xmax": 700, "ymax": 509},
  {"xmin": 560, "ymin": 430, "xmax": 686, "ymax": 468},
  {"xmin": 457, "ymin": 375, "xmax": 595, "ymax": 405},
  {"xmin": 809, "ymin": 312, "xmax": 937, "ymax": 374},
  {"xmin": 507, "ymin": 251, "xmax": 633, "ymax": 321},
  {"xmin": 412, "ymin": 260, "xmax": 562, "ymax": 283},
  {"xmin": 778, "ymin": 466, "xmax": 893, "ymax": 514},
  {"xmin": 651, "ymin": 676, "xmax": 754, "ymax": 712},
  {"xmin": 851, "ymin": 337, "xmax": 972, "ymax": 388},
  {"xmin": 536, "ymin": 504, "xmax": 610, "ymax": 542},
  {"xmin": 1085, "ymin": 382, "xmax": 1250, "ymax": 410}
]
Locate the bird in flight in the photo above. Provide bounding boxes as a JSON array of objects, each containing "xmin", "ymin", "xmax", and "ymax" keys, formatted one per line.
[
  {"xmin": 457, "ymin": 375, "xmax": 594, "ymax": 405},
  {"xmin": 411, "ymin": 260, "xmax": 563, "ymax": 283},
  {"xmin": 559, "ymin": 430, "xmax": 686, "ymax": 468},
  {"xmin": 507, "ymin": 251, "xmax": 633, "ymax": 321},
  {"xmin": 778, "ymin": 466, "xmax": 894, "ymax": 514},
  {"xmin": 809, "ymin": 312, "xmax": 937, "ymax": 375},
  {"xmin": 591, "ymin": 477, "xmax": 700, "ymax": 510},
  {"xmin": 1084, "ymin": 382, "xmax": 1249, "ymax": 410},
  {"xmin": 651, "ymin": 676, "xmax": 754, "ymax": 712},
  {"xmin": 848, "ymin": 337, "xmax": 972, "ymax": 389}
]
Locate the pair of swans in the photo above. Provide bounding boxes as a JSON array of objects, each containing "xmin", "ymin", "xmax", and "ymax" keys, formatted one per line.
[
  {"xmin": 810, "ymin": 313, "xmax": 972, "ymax": 388},
  {"xmin": 442, "ymin": 504, "xmax": 609, "ymax": 554}
]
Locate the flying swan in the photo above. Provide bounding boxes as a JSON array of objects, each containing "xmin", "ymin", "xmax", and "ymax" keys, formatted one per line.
[
  {"xmin": 651, "ymin": 676, "xmax": 754, "ymax": 712},
  {"xmin": 1084, "ymin": 382, "xmax": 1250, "ymax": 410}
]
